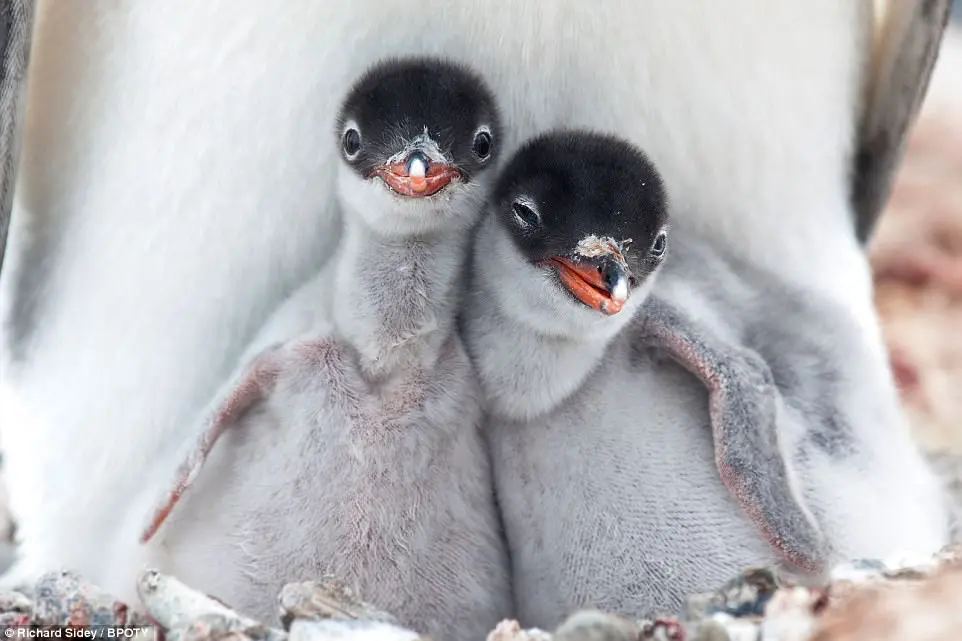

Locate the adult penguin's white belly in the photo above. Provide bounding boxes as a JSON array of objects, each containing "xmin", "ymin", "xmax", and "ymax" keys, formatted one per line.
[{"xmin": 0, "ymin": 1, "xmax": 879, "ymax": 597}]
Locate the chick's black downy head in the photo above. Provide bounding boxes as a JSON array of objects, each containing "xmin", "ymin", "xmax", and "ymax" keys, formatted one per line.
[
  {"xmin": 492, "ymin": 131, "xmax": 669, "ymax": 316},
  {"xmin": 336, "ymin": 57, "xmax": 501, "ymax": 199}
]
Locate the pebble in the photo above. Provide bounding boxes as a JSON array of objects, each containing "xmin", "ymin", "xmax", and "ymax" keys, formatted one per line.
[
  {"xmin": 278, "ymin": 578, "xmax": 399, "ymax": 629},
  {"xmin": 685, "ymin": 567, "xmax": 780, "ymax": 622},
  {"xmin": 486, "ymin": 619, "xmax": 552, "ymax": 641},
  {"xmin": 32, "ymin": 570, "xmax": 137, "ymax": 628}
]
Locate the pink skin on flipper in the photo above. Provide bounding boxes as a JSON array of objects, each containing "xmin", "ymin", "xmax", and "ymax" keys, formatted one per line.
[
  {"xmin": 139, "ymin": 338, "xmax": 392, "ymax": 544},
  {"xmin": 140, "ymin": 352, "xmax": 284, "ymax": 543},
  {"xmin": 645, "ymin": 324, "xmax": 825, "ymax": 575}
]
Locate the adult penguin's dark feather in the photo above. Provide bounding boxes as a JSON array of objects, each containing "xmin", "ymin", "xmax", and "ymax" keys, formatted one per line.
[{"xmin": 853, "ymin": 0, "xmax": 952, "ymax": 244}]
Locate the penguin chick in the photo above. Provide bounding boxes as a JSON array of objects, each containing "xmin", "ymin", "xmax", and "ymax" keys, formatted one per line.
[
  {"xmin": 135, "ymin": 57, "xmax": 511, "ymax": 639},
  {"xmin": 462, "ymin": 130, "xmax": 826, "ymax": 627},
  {"xmin": 467, "ymin": 130, "xmax": 671, "ymax": 365}
]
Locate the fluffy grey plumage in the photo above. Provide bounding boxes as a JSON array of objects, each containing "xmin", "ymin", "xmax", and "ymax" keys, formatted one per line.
[
  {"xmin": 133, "ymin": 57, "xmax": 511, "ymax": 640},
  {"xmin": 463, "ymin": 130, "xmax": 949, "ymax": 628}
]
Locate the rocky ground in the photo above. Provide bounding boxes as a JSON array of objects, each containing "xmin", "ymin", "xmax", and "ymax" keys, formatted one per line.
[{"xmin": 2, "ymin": 546, "xmax": 962, "ymax": 641}]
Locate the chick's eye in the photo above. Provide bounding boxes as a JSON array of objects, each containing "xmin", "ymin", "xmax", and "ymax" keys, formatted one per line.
[
  {"xmin": 650, "ymin": 231, "xmax": 668, "ymax": 258},
  {"xmin": 473, "ymin": 130, "xmax": 492, "ymax": 159},
  {"xmin": 511, "ymin": 200, "xmax": 540, "ymax": 229},
  {"xmin": 342, "ymin": 128, "xmax": 361, "ymax": 158}
]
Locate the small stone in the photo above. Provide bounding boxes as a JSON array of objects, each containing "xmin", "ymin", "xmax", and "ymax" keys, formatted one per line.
[
  {"xmin": 702, "ymin": 615, "xmax": 757, "ymax": 641},
  {"xmin": 0, "ymin": 611, "xmax": 31, "ymax": 627},
  {"xmin": 639, "ymin": 617, "xmax": 686, "ymax": 641},
  {"xmin": 32, "ymin": 570, "xmax": 132, "ymax": 627},
  {"xmin": 685, "ymin": 567, "xmax": 780, "ymax": 621},
  {"xmin": 487, "ymin": 620, "xmax": 552, "ymax": 641},
  {"xmin": 685, "ymin": 619, "xmax": 731, "ymax": 641},
  {"xmin": 828, "ymin": 559, "xmax": 886, "ymax": 584},
  {"xmin": 760, "ymin": 587, "xmax": 819, "ymax": 641},
  {"xmin": 176, "ymin": 613, "xmax": 277, "ymax": 641},
  {"xmin": 0, "ymin": 590, "xmax": 33, "ymax": 614},
  {"xmin": 553, "ymin": 610, "xmax": 639, "ymax": 641},
  {"xmin": 277, "ymin": 578, "xmax": 397, "ymax": 630},
  {"xmin": 137, "ymin": 570, "xmax": 284, "ymax": 641}
]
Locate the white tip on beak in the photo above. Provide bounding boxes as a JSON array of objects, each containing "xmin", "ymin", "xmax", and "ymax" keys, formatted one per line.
[
  {"xmin": 611, "ymin": 277, "xmax": 628, "ymax": 304},
  {"xmin": 409, "ymin": 157, "xmax": 427, "ymax": 178}
]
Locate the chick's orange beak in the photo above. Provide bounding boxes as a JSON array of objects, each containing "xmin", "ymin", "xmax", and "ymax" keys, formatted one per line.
[
  {"xmin": 549, "ymin": 255, "xmax": 629, "ymax": 315},
  {"xmin": 372, "ymin": 151, "xmax": 461, "ymax": 197}
]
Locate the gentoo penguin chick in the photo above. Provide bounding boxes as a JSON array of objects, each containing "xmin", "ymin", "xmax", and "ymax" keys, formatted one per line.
[
  {"xmin": 462, "ymin": 130, "xmax": 826, "ymax": 627},
  {"xmin": 135, "ymin": 57, "xmax": 511, "ymax": 639}
]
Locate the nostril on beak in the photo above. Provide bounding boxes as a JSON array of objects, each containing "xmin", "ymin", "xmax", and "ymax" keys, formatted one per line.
[{"xmin": 601, "ymin": 262, "xmax": 619, "ymax": 290}]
